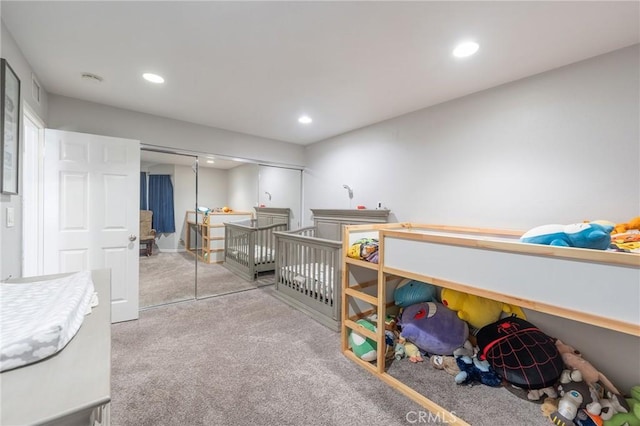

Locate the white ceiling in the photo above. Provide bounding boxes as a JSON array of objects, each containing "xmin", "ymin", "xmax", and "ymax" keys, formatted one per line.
[{"xmin": 2, "ymin": 1, "xmax": 639, "ymax": 145}]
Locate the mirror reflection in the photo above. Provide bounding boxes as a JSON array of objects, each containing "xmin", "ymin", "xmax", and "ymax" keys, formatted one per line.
[
  {"xmin": 139, "ymin": 148, "xmax": 303, "ymax": 308},
  {"xmin": 139, "ymin": 149, "xmax": 197, "ymax": 308}
]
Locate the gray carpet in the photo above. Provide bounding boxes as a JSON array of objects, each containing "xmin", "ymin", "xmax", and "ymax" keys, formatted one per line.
[
  {"xmin": 139, "ymin": 250, "xmax": 273, "ymax": 308},
  {"xmin": 112, "ymin": 287, "xmax": 551, "ymax": 426}
]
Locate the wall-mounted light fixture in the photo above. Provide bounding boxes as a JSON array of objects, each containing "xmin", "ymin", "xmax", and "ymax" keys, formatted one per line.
[
  {"xmin": 264, "ymin": 191, "xmax": 272, "ymax": 201},
  {"xmin": 342, "ymin": 184, "xmax": 353, "ymax": 199}
]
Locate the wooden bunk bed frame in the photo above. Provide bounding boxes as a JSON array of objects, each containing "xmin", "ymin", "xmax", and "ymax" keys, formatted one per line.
[
  {"xmin": 222, "ymin": 207, "xmax": 290, "ymax": 281},
  {"xmin": 341, "ymin": 223, "xmax": 640, "ymax": 425},
  {"xmin": 272, "ymin": 209, "xmax": 390, "ymax": 331}
]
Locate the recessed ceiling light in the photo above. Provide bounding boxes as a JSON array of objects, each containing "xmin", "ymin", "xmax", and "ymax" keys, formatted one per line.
[
  {"xmin": 206, "ymin": 160, "xmax": 214, "ymax": 164},
  {"xmin": 452, "ymin": 41, "xmax": 480, "ymax": 58},
  {"xmin": 143, "ymin": 73, "xmax": 165, "ymax": 84},
  {"xmin": 298, "ymin": 115, "xmax": 312, "ymax": 124}
]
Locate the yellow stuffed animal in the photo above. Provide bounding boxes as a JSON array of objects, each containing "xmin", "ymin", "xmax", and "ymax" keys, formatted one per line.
[
  {"xmin": 441, "ymin": 288, "xmax": 526, "ymax": 330},
  {"xmin": 614, "ymin": 216, "xmax": 640, "ymax": 235}
]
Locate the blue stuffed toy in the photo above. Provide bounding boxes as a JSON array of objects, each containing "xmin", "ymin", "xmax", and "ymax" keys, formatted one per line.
[
  {"xmin": 394, "ymin": 279, "xmax": 437, "ymax": 308},
  {"xmin": 454, "ymin": 355, "xmax": 502, "ymax": 387},
  {"xmin": 520, "ymin": 223, "xmax": 613, "ymax": 250}
]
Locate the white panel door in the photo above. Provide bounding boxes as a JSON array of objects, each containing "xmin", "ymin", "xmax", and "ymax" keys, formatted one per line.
[{"xmin": 43, "ymin": 129, "xmax": 140, "ymax": 323}]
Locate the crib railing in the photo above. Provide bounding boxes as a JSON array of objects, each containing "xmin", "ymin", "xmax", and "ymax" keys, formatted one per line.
[
  {"xmin": 273, "ymin": 227, "xmax": 342, "ymax": 331},
  {"xmin": 223, "ymin": 220, "xmax": 288, "ymax": 281}
]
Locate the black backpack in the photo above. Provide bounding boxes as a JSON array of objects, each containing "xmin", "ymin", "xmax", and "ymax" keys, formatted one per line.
[{"xmin": 476, "ymin": 316, "xmax": 564, "ymax": 389}]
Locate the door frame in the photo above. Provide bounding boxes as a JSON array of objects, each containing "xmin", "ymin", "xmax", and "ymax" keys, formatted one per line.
[{"xmin": 21, "ymin": 103, "xmax": 45, "ymax": 277}]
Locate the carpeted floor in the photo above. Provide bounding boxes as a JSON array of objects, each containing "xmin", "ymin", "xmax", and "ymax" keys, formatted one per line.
[
  {"xmin": 112, "ymin": 287, "xmax": 551, "ymax": 426},
  {"xmin": 139, "ymin": 249, "xmax": 273, "ymax": 308}
]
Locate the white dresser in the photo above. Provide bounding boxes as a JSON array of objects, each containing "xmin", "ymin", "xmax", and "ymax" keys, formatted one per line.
[{"xmin": 1, "ymin": 269, "xmax": 111, "ymax": 426}]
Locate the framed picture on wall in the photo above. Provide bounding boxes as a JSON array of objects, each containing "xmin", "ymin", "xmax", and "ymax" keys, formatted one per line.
[{"xmin": 1, "ymin": 58, "xmax": 20, "ymax": 195}]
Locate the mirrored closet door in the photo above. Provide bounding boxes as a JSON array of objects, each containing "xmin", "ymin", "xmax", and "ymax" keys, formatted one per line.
[
  {"xmin": 194, "ymin": 163, "xmax": 303, "ymax": 298},
  {"xmin": 139, "ymin": 147, "xmax": 305, "ymax": 306},
  {"xmin": 139, "ymin": 149, "xmax": 197, "ymax": 308},
  {"xmin": 194, "ymin": 161, "xmax": 259, "ymax": 299}
]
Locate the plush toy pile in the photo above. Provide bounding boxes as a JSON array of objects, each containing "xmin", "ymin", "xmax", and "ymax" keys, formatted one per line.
[{"xmin": 347, "ymin": 278, "xmax": 633, "ymax": 425}]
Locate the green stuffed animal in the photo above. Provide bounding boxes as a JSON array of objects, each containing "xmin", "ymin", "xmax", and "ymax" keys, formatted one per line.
[
  {"xmin": 440, "ymin": 288, "xmax": 526, "ymax": 330},
  {"xmin": 604, "ymin": 386, "xmax": 640, "ymax": 426},
  {"xmin": 348, "ymin": 319, "xmax": 377, "ymax": 362}
]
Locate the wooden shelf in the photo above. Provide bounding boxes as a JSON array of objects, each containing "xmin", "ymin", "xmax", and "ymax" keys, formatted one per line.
[
  {"xmin": 345, "ymin": 256, "xmax": 379, "ymax": 270},
  {"xmin": 184, "ymin": 210, "xmax": 253, "ymax": 263}
]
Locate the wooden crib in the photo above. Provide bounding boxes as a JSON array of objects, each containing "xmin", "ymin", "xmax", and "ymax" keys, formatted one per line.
[
  {"xmin": 273, "ymin": 209, "xmax": 390, "ymax": 331},
  {"xmin": 223, "ymin": 207, "xmax": 290, "ymax": 281}
]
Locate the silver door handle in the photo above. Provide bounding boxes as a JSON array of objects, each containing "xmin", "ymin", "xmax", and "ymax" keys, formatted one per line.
[{"xmin": 129, "ymin": 234, "xmax": 137, "ymax": 242}]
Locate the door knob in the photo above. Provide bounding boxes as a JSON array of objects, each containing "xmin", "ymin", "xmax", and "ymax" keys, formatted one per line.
[{"xmin": 129, "ymin": 234, "xmax": 137, "ymax": 242}]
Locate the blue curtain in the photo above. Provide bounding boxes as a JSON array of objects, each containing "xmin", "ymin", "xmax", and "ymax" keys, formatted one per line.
[
  {"xmin": 140, "ymin": 172, "xmax": 147, "ymax": 210},
  {"xmin": 148, "ymin": 175, "xmax": 175, "ymax": 233}
]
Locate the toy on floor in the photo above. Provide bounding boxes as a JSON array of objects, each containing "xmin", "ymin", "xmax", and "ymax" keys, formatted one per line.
[
  {"xmin": 520, "ymin": 222, "xmax": 613, "ymax": 250},
  {"xmin": 440, "ymin": 288, "xmax": 526, "ymax": 330},
  {"xmin": 528, "ymin": 386, "xmax": 559, "ymax": 401},
  {"xmin": 454, "ymin": 355, "xmax": 502, "ymax": 387},
  {"xmin": 597, "ymin": 391, "xmax": 630, "ymax": 421},
  {"xmin": 348, "ymin": 319, "xmax": 377, "ymax": 362},
  {"xmin": 613, "ymin": 216, "xmax": 640, "ymax": 235},
  {"xmin": 549, "ymin": 370, "xmax": 602, "ymax": 426},
  {"xmin": 555, "ymin": 339, "xmax": 623, "ymax": 398},
  {"xmin": 430, "ymin": 355, "xmax": 461, "ymax": 376},
  {"xmin": 542, "ymin": 397, "xmax": 559, "ymax": 417},
  {"xmin": 604, "ymin": 385, "xmax": 640, "ymax": 426},
  {"xmin": 394, "ymin": 279, "xmax": 437, "ymax": 308},
  {"xmin": 398, "ymin": 301, "xmax": 469, "ymax": 356},
  {"xmin": 401, "ymin": 339, "xmax": 424, "ymax": 363},
  {"xmin": 476, "ymin": 316, "xmax": 564, "ymax": 390}
]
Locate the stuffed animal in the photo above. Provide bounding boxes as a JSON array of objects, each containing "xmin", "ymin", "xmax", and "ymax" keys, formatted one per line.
[
  {"xmin": 528, "ymin": 386, "xmax": 559, "ymax": 401},
  {"xmin": 521, "ymin": 223, "xmax": 613, "ymax": 250},
  {"xmin": 440, "ymin": 288, "xmax": 526, "ymax": 330},
  {"xmin": 555, "ymin": 339, "xmax": 623, "ymax": 398},
  {"xmin": 550, "ymin": 370, "xmax": 602, "ymax": 426},
  {"xmin": 394, "ymin": 279, "xmax": 437, "ymax": 308},
  {"xmin": 403, "ymin": 341, "xmax": 424, "ymax": 363},
  {"xmin": 430, "ymin": 355, "xmax": 461, "ymax": 376},
  {"xmin": 604, "ymin": 385, "xmax": 640, "ymax": 426},
  {"xmin": 598, "ymin": 391, "xmax": 630, "ymax": 421},
  {"xmin": 542, "ymin": 397, "xmax": 559, "ymax": 417},
  {"xmin": 614, "ymin": 216, "xmax": 640, "ymax": 235},
  {"xmin": 347, "ymin": 238, "xmax": 380, "ymax": 263},
  {"xmin": 454, "ymin": 355, "xmax": 502, "ymax": 387},
  {"xmin": 398, "ymin": 301, "xmax": 469, "ymax": 355},
  {"xmin": 348, "ymin": 319, "xmax": 377, "ymax": 362}
]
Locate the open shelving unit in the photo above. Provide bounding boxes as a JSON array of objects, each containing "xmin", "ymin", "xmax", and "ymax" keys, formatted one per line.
[
  {"xmin": 341, "ymin": 223, "xmax": 640, "ymax": 425},
  {"xmin": 184, "ymin": 210, "xmax": 253, "ymax": 263}
]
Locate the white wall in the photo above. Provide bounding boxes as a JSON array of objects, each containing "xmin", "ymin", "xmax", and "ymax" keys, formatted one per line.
[
  {"xmin": 47, "ymin": 95, "xmax": 305, "ymax": 168},
  {"xmin": 304, "ymin": 45, "xmax": 640, "ymax": 229},
  {"xmin": 258, "ymin": 165, "xmax": 302, "ymax": 228},
  {"xmin": 197, "ymin": 166, "xmax": 229, "ymax": 211},
  {"xmin": 0, "ymin": 21, "xmax": 49, "ymax": 280},
  {"xmin": 228, "ymin": 164, "xmax": 259, "ymax": 214}
]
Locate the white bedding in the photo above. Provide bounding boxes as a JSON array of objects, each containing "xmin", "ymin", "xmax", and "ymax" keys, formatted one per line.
[
  {"xmin": 0, "ymin": 271, "xmax": 96, "ymax": 372},
  {"xmin": 281, "ymin": 263, "xmax": 335, "ymax": 300},
  {"xmin": 230, "ymin": 246, "xmax": 275, "ymax": 263}
]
